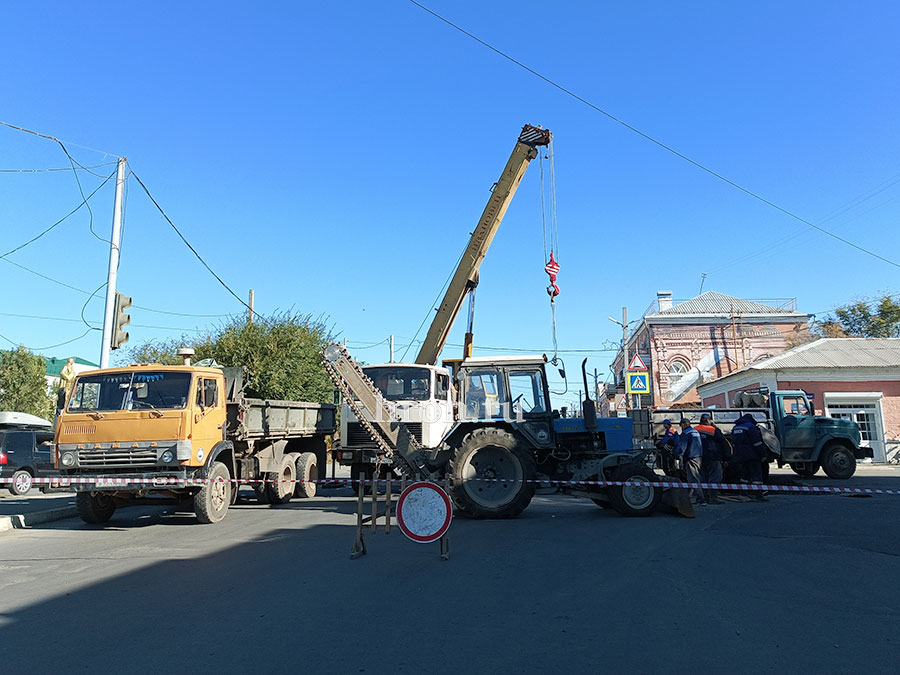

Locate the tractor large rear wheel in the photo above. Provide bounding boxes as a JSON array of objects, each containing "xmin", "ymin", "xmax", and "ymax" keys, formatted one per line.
[{"xmin": 448, "ymin": 427, "xmax": 535, "ymax": 519}]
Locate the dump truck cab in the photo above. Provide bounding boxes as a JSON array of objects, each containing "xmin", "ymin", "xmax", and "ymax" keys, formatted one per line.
[
  {"xmin": 56, "ymin": 364, "xmax": 226, "ymax": 475},
  {"xmin": 766, "ymin": 389, "xmax": 865, "ymax": 478}
]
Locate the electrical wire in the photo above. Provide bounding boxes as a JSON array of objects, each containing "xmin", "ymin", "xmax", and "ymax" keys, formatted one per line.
[
  {"xmin": 0, "ymin": 168, "xmax": 117, "ymax": 260},
  {"xmin": 0, "ymin": 258, "xmax": 232, "ymax": 318},
  {"xmin": 129, "ymin": 169, "xmax": 256, "ymax": 315},
  {"xmin": 407, "ymin": 1, "xmax": 900, "ymax": 270},
  {"xmin": 398, "ymin": 242, "xmax": 469, "ymax": 362},
  {"xmin": 80, "ymin": 282, "xmax": 107, "ymax": 331},
  {"xmin": 0, "ymin": 120, "xmax": 117, "ymax": 243},
  {"xmin": 0, "ymin": 162, "xmax": 117, "ymax": 174},
  {"xmin": 705, "ymin": 170, "xmax": 900, "ymax": 276},
  {"xmin": 0, "ymin": 311, "xmax": 208, "ymax": 333},
  {"xmin": 0, "ymin": 328, "xmax": 94, "ymax": 351}
]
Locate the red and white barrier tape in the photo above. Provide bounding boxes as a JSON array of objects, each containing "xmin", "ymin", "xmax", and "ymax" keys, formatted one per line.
[{"xmin": 1, "ymin": 475, "xmax": 898, "ymax": 496}]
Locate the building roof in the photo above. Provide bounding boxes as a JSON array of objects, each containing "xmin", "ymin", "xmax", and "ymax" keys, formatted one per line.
[
  {"xmin": 744, "ymin": 338, "xmax": 900, "ymax": 369},
  {"xmin": 646, "ymin": 292, "xmax": 808, "ymax": 319},
  {"xmin": 697, "ymin": 338, "xmax": 900, "ymax": 395},
  {"xmin": 44, "ymin": 356, "xmax": 98, "ymax": 377}
]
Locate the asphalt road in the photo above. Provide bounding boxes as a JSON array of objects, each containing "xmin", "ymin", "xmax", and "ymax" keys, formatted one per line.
[{"xmin": 1, "ymin": 469, "xmax": 898, "ymax": 674}]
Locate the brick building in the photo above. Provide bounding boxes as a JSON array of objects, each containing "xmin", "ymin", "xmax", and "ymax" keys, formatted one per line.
[
  {"xmin": 603, "ymin": 291, "xmax": 811, "ymax": 412},
  {"xmin": 697, "ymin": 338, "xmax": 900, "ymax": 463}
]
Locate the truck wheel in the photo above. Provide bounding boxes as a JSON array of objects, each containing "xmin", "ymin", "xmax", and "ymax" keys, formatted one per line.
[
  {"xmin": 9, "ymin": 469, "xmax": 34, "ymax": 496},
  {"xmin": 607, "ymin": 464, "xmax": 661, "ymax": 517},
  {"xmin": 266, "ymin": 454, "xmax": 295, "ymax": 504},
  {"xmin": 821, "ymin": 443, "xmax": 857, "ymax": 479},
  {"xmin": 790, "ymin": 462, "xmax": 819, "ymax": 477},
  {"xmin": 76, "ymin": 492, "xmax": 116, "ymax": 524},
  {"xmin": 194, "ymin": 461, "xmax": 232, "ymax": 524},
  {"xmin": 448, "ymin": 427, "xmax": 535, "ymax": 519},
  {"xmin": 295, "ymin": 452, "xmax": 318, "ymax": 498}
]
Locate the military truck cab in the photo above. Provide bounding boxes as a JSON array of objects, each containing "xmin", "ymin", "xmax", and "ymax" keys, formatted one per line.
[{"xmin": 766, "ymin": 390, "xmax": 868, "ymax": 478}]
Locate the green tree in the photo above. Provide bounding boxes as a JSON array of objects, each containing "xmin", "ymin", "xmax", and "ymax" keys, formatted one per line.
[
  {"xmin": 816, "ymin": 294, "xmax": 900, "ymax": 338},
  {"xmin": 124, "ymin": 337, "xmax": 187, "ymax": 366},
  {"xmin": 122, "ymin": 311, "xmax": 335, "ymax": 403},
  {"xmin": 0, "ymin": 346, "xmax": 54, "ymax": 419}
]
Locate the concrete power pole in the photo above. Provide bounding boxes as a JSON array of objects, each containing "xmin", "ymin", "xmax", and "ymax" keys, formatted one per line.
[
  {"xmin": 99, "ymin": 157, "xmax": 128, "ymax": 369},
  {"xmin": 622, "ymin": 306, "xmax": 630, "ymax": 410},
  {"xmin": 248, "ymin": 289, "xmax": 255, "ymax": 324}
]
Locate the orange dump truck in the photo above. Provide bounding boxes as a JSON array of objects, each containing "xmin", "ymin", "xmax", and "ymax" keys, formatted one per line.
[{"xmin": 55, "ymin": 359, "xmax": 335, "ymax": 525}]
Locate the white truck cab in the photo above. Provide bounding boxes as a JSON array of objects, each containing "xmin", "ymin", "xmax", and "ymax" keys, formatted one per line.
[{"xmin": 338, "ymin": 363, "xmax": 454, "ymax": 473}]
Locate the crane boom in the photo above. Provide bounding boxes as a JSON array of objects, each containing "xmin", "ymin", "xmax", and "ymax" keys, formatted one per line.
[{"xmin": 414, "ymin": 124, "xmax": 552, "ymax": 365}]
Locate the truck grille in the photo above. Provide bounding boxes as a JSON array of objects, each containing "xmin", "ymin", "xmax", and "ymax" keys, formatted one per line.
[
  {"xmin": 64, "ymin": 424, "xmax": 96, "ymax": 435},
  {"xmin": 346, "ymin": 422, "xmax": 422, "ymax": 446},
  {"xmin": 77, "ymin": 448, "xmax": 158, "ymax": 468}
]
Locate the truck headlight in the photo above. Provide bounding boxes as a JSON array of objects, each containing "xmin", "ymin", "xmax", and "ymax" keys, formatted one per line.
[
  {"xmin": 61, "ymin": 452, "xmax": 76, "ymax": 467},
  {"xmin": 161, "ymin": 450, "xmax": 174, "ymax": 463}
]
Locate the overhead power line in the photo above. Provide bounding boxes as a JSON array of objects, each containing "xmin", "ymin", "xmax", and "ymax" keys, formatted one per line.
[
  {"xmin": 0, "ymin": 162, "xmax": 118, "ymax": 173},
  {"xmin": 0, "ymin": 168, "xmax": 117, "ymax": 260},
  {"xmin": 0, "ymin": 311, "xmax": 207, "ymax": 333},
  {"xmin": 0, "ymin": 257, "xmax": 232, "ymax": 318},
  {"xmin": 407, "ymin": 1, "xmax": 900, "ymax": 270},
  {"xmin": 0, "ymin": 328, "xmax": 94, "ymax": 352},
  {"xmin": 129, "ymin": 169, "xmax": 255, "ymax": 315}
]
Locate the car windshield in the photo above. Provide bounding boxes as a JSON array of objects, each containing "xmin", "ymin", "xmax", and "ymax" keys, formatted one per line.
[
  {"xmin": 363, "ymin": 367, "xmax": 431, "ymax": 401},
  {"xmin": 68, "ymin": 372, "xmax": 192, "ymax": 411}
]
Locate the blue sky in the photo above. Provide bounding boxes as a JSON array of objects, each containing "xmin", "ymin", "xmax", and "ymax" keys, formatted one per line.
[{"xmin": 2, "ymin": 1, "xmax": 899, "ymax": 407}]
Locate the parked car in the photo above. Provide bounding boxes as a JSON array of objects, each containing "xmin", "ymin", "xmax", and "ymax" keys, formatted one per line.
[{"xmin": 0, "ymin": 412, "xmax": 66, "ymax": 495}]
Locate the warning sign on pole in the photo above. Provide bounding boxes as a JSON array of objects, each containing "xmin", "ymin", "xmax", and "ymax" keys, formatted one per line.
[
  {"xmin": 396, "ymin": 482, "xmax": 452, "ymax": 543},
  {"xmin": 628, "ymin": 353, "xmax": 647, "ymax": 371}
]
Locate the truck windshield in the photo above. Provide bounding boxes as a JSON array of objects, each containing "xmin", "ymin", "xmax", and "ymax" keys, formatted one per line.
[
  {"xmin": 68, "ymin": 372, "xmax": 192, "ymax": 412},
  {"xmin": 362, "ymin": 367, "xmax": 431, "ymax": 401}
]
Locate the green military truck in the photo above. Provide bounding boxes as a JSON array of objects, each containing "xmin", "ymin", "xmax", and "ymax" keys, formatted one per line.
[{"xmin": 633, "ymin": 389, "xmax": 871, "ymax": 479}]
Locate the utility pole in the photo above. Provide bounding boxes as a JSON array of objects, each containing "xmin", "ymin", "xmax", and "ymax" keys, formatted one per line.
[
  {"xmin": 622, "ymin": 306, "xmax": 630, "ymax": 410},
  {"xmin": 248, "ymin": 289, "xmax": 255, "ymax": 324},
  {"xmin": 99, "ymin": 157, "xmax": 127, "ymax": 369},
  {"xmin": 389, "ymin": 335, "xmax": 395, "ymax": 363}
]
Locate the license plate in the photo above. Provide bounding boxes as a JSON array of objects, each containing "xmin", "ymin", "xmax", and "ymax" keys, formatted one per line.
[{"xmin": 96, "ymin": 478, "xmax": 126, "ymax": 488}]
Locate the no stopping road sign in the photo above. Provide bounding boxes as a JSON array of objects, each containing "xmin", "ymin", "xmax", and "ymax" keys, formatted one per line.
[{"xmin": 396, "ymin": 481, "xmax": 452, "ymax": 543}]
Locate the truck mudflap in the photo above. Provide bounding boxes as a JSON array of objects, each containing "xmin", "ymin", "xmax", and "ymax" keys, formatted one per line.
[{"xmin": 854, "ymin": 446, "xmax": 874, "ymax": 459}]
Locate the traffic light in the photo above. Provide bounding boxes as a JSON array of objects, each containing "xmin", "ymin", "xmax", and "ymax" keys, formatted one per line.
[{"xmin": 111, "ymin": 292, "xmax": 132, "ymax": 350}]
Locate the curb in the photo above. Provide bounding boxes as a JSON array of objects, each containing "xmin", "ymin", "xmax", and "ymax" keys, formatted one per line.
[{"xmin": 0, "ymin": 506, "xmax": 79, "ymax": 533}]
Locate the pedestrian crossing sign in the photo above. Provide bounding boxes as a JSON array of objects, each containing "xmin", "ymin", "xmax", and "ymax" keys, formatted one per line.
[{"xmin": 626, "ymin": 371, "xmax": 650, "ymax": 394}]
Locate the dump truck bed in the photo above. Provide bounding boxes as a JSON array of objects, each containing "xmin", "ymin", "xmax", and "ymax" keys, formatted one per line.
[{"xmin": 227, "ymin": 399, "xmax": 336, "ymax": 441}]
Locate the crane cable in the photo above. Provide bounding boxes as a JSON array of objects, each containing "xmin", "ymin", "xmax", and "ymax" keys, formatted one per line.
[{"xmin": 540, "ymin": 142, "xmax": 561, "ymax": 364}]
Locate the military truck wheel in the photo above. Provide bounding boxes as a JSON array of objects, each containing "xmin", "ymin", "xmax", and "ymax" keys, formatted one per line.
[
  {"xmin": 266, "ymin": 454, "xmax": 296, "ymax": 504},
  {"xmin": 194, "ymin": 461, "xmax": 232, "ymax": 524},
  {"xmin": 790, "ymin": 462, "xmax": 819, "ymax": 477},
  {"xmin": 77, "ymin": 492, "xmax": 116, "ymax": 524},
  {"xmin": 607, "ymin": 464, "xmax": 661, "ymax": 517},
  {"xmin": 295, "ymin": 451, "xmax": 318, "ymax": 498},
  {"xmin": 821, "ymin": 443, "xmax": 857, "ymax": 479},
  {"xmin": 448, "ymin": 427, "xmax": 536, "ymax": 519},
  {"xmin": 8, "ymin": 469, "xmax": 34, "ymax": 495}
]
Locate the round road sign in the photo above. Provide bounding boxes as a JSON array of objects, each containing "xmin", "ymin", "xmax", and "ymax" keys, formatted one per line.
[{"xmin": 396, "ymin": 481, "xmax": 452, "ymax": 543}]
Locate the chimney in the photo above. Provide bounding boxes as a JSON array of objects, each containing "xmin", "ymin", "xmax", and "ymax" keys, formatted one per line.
[
  {"xmin": 657, "ymin": 291, "xmax": 673, "ymax": 312},
  {"xmin": 176, "ymin": 347, "xmax": 195, "ymax": 366}
]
